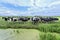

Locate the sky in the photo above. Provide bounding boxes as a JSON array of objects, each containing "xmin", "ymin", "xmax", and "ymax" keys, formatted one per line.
[{"xmin": 0, "ymin": 0, "xmax": 60, "ymax": 16}]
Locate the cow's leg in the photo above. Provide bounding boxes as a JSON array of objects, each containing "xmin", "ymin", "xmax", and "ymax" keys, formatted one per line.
[
  {"xmin": 34, "ymin": 21, "xmax": 37, "ymax": 24},
  {"xmin": 32, "ymin": 21, "xmax": 34, "ymax": 24},
  {"xmin": 32, "ymin": 21, "xmax": 35, "ymax": 24},
  {"xmin": 34, "ymin": 22, "xmax": 36, "ymax": 24}
]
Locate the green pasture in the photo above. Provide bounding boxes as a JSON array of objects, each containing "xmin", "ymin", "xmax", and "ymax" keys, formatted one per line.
[{"xmin": 0, "ymin": 16, "xmax": 60, "ymax": 40}]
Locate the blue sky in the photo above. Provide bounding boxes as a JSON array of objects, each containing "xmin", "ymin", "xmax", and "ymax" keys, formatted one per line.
[{"xmin": 0, "ymin": 0, "xmax": 60, "ymax": 16}]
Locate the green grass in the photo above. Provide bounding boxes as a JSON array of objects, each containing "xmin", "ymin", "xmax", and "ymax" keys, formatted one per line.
[
  {"xmin": 39, "ymin": 32, "xmax": 60, "ymax": 40},
  {"xmin": 0, "ymin": 16, "xmax": 60, "ymax": 33},
  {"xmin": 0, "ymin": 16, "xmax": 60, "ymax": 40},
  {"xmin": 0, "ymin": 29, "xmax": 60, "ymax": 40}
]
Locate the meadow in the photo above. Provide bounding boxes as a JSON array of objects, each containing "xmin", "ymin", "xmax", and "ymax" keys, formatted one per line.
[{"xmin": 0, "ymin": 16, "xmax": 60, "ymax": 40}]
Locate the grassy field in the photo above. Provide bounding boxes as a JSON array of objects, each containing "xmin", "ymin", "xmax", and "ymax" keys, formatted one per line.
[{"xmin": 0, "ymin": 16, "xmax": 60, "ymax": 40}]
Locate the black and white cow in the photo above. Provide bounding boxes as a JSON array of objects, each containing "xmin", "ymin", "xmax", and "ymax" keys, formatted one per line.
[
  {"xmin": 10, "ymin": 17, "xmax": 18, "ymax": 21},
  {"xmin": 52, "ymin": 18, "xmax": 58, "ymax": 21},
  {"xmin": 40, "ymin": 17, "xmax": 59, "ymax": 23},
  {"xmin": 20, "ymin": 17, "xmax": 30, "ymax": 22},
  {"xmin": 18, "ymin": 17, "xmax": 30, "ymax": 24},
  {"xmin": 2, "ymin": 17, "xmax": 9, "ymax": 21},
  {"xmin": 31, "ymin": 16, "xmax": 40, "ymax": 24}
]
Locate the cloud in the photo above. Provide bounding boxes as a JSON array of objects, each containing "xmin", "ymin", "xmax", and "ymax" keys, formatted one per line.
[
  {"xmin": 48, "ymin": 1, "xmax": 60, "ymax": 7},
  {"xmin": 0, "ymin": 0, "xmax": 45, "ymax": 16},
  {"xmin": 0, "ymin": 5, "xmax": 32, "ymax": 16},
  {"xmin": 0, "ymin": 0, "xmax": 60, "ymax": 16},
  {"xmin": 0, "ymin": 6, "xmax": 18, "ymax": 16},
  {"xmin": 0, "ymin": 0, "xmax": 33, "ymax": 6},
  {"xmin": 0, "ymin": 0, "xmax": 56, "ymax": 7}
]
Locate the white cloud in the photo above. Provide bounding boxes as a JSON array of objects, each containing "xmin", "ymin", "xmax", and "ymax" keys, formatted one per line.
[
  {"xmin": 0, "ymin": 0, "xmax": 33, "ymax": 6},
  {"xmin": 0, "ymin": 6, "xmax": 32, "ymax": 16},
  {"xmin": 0, "ymin": 0, "xmax": 52, "ymax": 7},
  {"xmin": 0, "ymin": 0, "xmax": 47, "ymax": 16},
  {"xmin": 48, "ymin": 1, "xmax": 60, "ymax": 7},
  {"xmin": 0, "ymin": 0, "xmax": 60, "ymax": 16}
]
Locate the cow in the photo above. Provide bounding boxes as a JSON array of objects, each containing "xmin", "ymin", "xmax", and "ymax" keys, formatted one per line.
[
  {"xmin": 40, "ymin": 17, "xmax": 59, "ymax": 23},
  {"xmin": 31, "ymin": 16, "xmax": 40, "ymax": 24},
  {"xmin": 51, "ymin": 18, "xmax": 58, "ymax": 21},
  {"xmin": 13, "ymin": 18, "xmax": 18, "ymax": 21},
  {"xmin": 2, "ymin": 17, "xmax": 9, "ymax": 21},
  {"xmin": 20, "ymin": 17, "xmax": 30, "ymax": 21},
  {"xmin": 9, "ymin": 17, "xmax": 18, "ymax": 22},
  {"xmin": 17, "ymin": 17, "xmax": 30, "ymax": 24}
]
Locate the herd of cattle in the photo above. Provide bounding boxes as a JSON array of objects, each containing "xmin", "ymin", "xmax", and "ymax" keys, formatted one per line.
[{"xmin": 2, "ymin": 16, "xmax": 59, "ymax": 24}]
